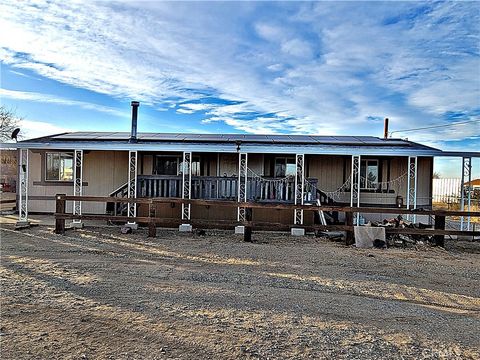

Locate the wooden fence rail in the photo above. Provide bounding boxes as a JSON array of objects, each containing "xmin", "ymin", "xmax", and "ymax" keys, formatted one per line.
[{"xmin": 53, "ymin": 194, "xmax": 480, "ymax": 247}]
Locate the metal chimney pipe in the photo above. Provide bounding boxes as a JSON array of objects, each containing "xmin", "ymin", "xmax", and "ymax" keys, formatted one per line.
[
  {"xmin": 383, "ymin": 117, "xmax": 389, "ymax": 139},
  {"xmin": 130, "ymin": 101, "xmax": 140, "ymax": 143}
]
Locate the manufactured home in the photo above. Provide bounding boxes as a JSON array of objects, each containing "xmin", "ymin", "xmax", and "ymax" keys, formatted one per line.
[{"xmin": 5, "ymin": 102, "xmax": 478, "ymax": 229}]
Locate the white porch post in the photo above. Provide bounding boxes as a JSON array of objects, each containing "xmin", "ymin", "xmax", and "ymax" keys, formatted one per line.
[
  {"xmin": 406, "ymin": 156, "xmax": 418, "ymax": 221},
  {"xmin": 294, "ymin": 154, "xmax": 305, "ymax": 226},
  {"xmin": 127, "ymin": 150, "xmax": 138, "ymax": 225},
  {"xmin": 182, "ymin": 151, "xmax": 192, "ymax": 221},
  {"xmin": 350, "ymin": 155, "xmax": 361, "ymax": 224},
  {"xmin": 237, "ymin": 152, "xmax": 248, "ymax": 222},
  {"xmin": 72, "ymin": 149, "xmax": 84, "ymax": 227},
  {"xmin": 16, "ymin": 148, "xmax": 29, "ymax": 226},
  {"xmin": 460, "ymin": 157, "xmax": 472, "ymax": 231}
]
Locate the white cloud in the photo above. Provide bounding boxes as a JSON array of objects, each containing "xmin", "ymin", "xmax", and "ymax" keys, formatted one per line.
[
  {"xmin": 266, "ymin": 63, "xmax": 284, "ymax": 72},
  {"xmin": 19, "ymin": 119, "xmax": 72, "ymax": 140},
  {"xmin": 0, "ymin": 1, "xmax": 478, "ymax": 147},
  {"xmin": 0, "ymin": 89, "xmax": 126, "ymax": 117},
  {"xmin": 176, "ymin": 103, "xmax": 215, "ymax": 114},
  {"xmin": 281, "ymin": 38, "xmax": 313, "ymax": 58},
  {"xmin": 255, "ymin": 23, "xmax": 284, "ymax": 42},
  {"xmin": 407, "ymin": 60, "xmax": 480, "ymax": 115}
]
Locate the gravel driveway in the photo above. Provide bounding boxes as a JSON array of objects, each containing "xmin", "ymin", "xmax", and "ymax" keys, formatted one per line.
[{"xmin": 1, "ymin": 224, "xmax": 479, "ymax": 359}]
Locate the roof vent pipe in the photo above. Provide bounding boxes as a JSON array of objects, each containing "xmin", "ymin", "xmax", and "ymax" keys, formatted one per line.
[
  {"xmin": 130, "ymin": 101, "xmax": 140, "ymax": 143},
  {"xmin": 383, "ymin": 117, "xmax": 389, "ymax": 139}
]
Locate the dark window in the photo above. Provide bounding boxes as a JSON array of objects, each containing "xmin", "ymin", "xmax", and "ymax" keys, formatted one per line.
[
  {"xmin": 154, "ymin": 156, "xmax": 178, "ymax": 175},
  {"xmin": 154, "ymin": 156, "xmax": 201, "ymax": 176},
  {"xmin": 275, "ymin": 157, "xmax": 296, "ymax": 177},
  {"xmin": 46, "ymin": 152, "xmax": 73, "ymax": 181}
]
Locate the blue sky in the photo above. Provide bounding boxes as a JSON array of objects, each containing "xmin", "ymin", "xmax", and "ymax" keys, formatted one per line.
[{"xmin": 0, "ymin": 1, "xmax": 479, "ymax": 177}]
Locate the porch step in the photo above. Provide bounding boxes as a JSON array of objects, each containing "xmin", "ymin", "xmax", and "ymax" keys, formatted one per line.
[{"xmin": 106, "ymin": 182, "xmax": 129, "ymax": 216}]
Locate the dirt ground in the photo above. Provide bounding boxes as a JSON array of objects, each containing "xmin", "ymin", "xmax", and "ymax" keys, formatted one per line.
[{"xmin": 1, "ymin": 223, "xmax": 479, "ymax": 359}]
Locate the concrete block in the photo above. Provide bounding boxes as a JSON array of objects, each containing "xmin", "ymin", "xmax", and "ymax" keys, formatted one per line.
[
  {"xmin": 179, "ymin": 224, "xmax": 193, "ymax": 232},
  {"xmin": 15, "ymin": 221, "xmax": 30, "ymax": 230},
  {"xmin": 124, "ymin": 222, "xmax": 138, "ymax": 230},
  {"xmin": 457, "ymin": 234, "xmax": 475, "ymax": 241},
  {"xmin": 71, "ymin": 221, "xmax": 84, "ymax": 229},
  {"xmin": 354, "ymin": 226, "xmax": 385, "ymax": 248},
  {"xmin": 291, "ymin": 228, "xmax": 305, "ymax": 236},
  {"xmin": 235, "ymin": 225, "xmax": 245, "ymax": 234}
]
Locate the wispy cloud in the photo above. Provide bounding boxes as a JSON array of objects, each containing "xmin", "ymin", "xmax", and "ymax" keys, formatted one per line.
[
  {"xmin": 0, "ymin": 89, "xmax": 126, "ymax": 117},
  {"xmin": 19, "ymin": 119, "xmax": 72, "ymax": 140},
  {"xmin": 0, "ymin": 1, "xmax": 478, "ymax": 143}
]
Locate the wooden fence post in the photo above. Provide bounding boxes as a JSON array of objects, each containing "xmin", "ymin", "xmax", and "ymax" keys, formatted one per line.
[
  {"xmin": 244, "ymin": 208, "xmax": 252, "ymax": 242},
  {"xmin": 55, "ymin": 194, "xmax": 66, "ymax": 235},
  {"xmin": 244, "ymin": 224, "xmax": 252, "ymax": 242},
  {"xmin": 434, "ymin": 215, "xmax": 445, "ymax": 247},
  {"xmin": 345, "ymin": 211, "xmax": 354, "ymax": 245},
  {"xmin": 148, "ymin": 201, "xmax": 156, "ymax": 238}
]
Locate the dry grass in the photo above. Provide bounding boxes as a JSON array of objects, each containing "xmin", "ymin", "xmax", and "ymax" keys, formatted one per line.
[{"xmin": 1, "ymin": 224, "xmax": 479, "ymax": 359}]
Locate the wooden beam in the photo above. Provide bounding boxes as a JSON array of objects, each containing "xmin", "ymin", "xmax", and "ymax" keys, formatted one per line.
[
  {"xmin": 61, "ymin": 195, "xmax": 153, "ymax": 204},
  {"xmin": 0, "ymin": 199, "xmax": 16, "ymax": 204},
  {"xmin": 385, "ymin": 227, "xmax": 479, "ymax": 237},
  {"xmin": 54, "ymin": 212, "xmax": 480, "ymax": 238},
  {"xmin": 304, "ymin": 225, "xmax": 354, "ymax": 232},
  {"xmin": 148, "ymin": 202, "xmax": 156, "ymax": 238},
  {"xmin": 434, "ymin": 215, "xmax": 446, "ymax": 247},
  {"xmin": 56, "ymin": 195, "xmax": 480, "ymax": 217},
  {"xmin": 345, "ymin": 212, "xmax": 354, "ymax": 245},
  {"xmin": 54, "ymin": 194, "xmax": 480, "ymax": 241}
]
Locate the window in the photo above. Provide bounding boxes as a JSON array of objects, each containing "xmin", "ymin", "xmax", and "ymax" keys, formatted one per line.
[
  {"xmin": 154, "ymin": 156, "xmax": 178, "ymax": 175},
  {"xmin": 360, "ymin": 159, "xmax": 378, "ymax": 189},
  {"xmin": 275, "ymin": 157, "xmax": 296, "ymax": 177},
  {"xmin": 179, "ymin": 157, "xmax": 201, "ymax": 176},
  {"xmin": 154, "ymin": 155, "xmax": 201, "ymax": 176},
  {"xmin": 46, "ymin": 152, "xmax": 73, "ymax": 181}
]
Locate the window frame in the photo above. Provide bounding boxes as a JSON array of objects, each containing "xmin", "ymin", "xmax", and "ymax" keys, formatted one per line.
[
  {"xmin": 360, "ymin": 159, "xmax": 379, "ymax": 190},
  {"xmin": 45, "ymin": 152, "xmax": 74, "ymax": 182},
  {"xmin": 153, "ymin": 155, "xmax": 201, "ymax": 176},
  {"xmin": 179, "ymin": 156, "xmax": 201, "ymax": 176},
  {"xmin": 274, "ymin": 156, "xmax": 296, "ymax": 178},
  {"xmin": 153, "ymin": 155, "xmax": 180, "ymax": 176}
]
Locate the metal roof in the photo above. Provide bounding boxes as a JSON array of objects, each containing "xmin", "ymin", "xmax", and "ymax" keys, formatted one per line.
[
  {"xmin": 44, "ymin": 132, "xmax": 414, "ymax": 146},
  {"xmin": 2, "ymin": 131, "xmax": 478, "ymax": 157}
]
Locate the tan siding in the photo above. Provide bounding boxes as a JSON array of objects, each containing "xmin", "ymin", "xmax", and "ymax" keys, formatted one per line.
[
  {"xmin": 263, "ymin": 156, "xmax": 272, "ymax": 176},
  {"xmin": 217, "ymin": 153, "xmax": 263, "ymax": 176},
  {"xmin": 307, "ymin": 155, "xmax": 432, "ymax": 208},
  {"xmin": 218, "ymin": 154, "xmax": 237, "ymax": 176},
  {"xmin": 247, "ymin": 154, "xmax": 264, "ymax": 175},
  {"xmin": 417, "ymin": 157, "xmax": 433, "ymax": 207},
  {"xmin": 28, "ymin": 150, "xmax": 128, "ymax": 214},
  {"xmin": 82, "ymin": 151, "xmax": 128, "ymax": 213},
  {"xmin": 308, "ymin": 155, "xmax": 346, "ymax": 191},
  {"xmin": 386, "ymin": 157, "xmax": 432, "ymax": 207},
  {"xmin": 25, "ymin": 149, "xmax": 432, "ymax": 221},
  {"xmin": 142, "ymin": 155, "xmax": 153, "ymax": 175},
  {"xmin": 28, "ymin": 151, "xmax": 73, "ymax": 213},
  {"xmin": 211, "ymin": 153, "xmax": 219, "ymax": 176}
]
